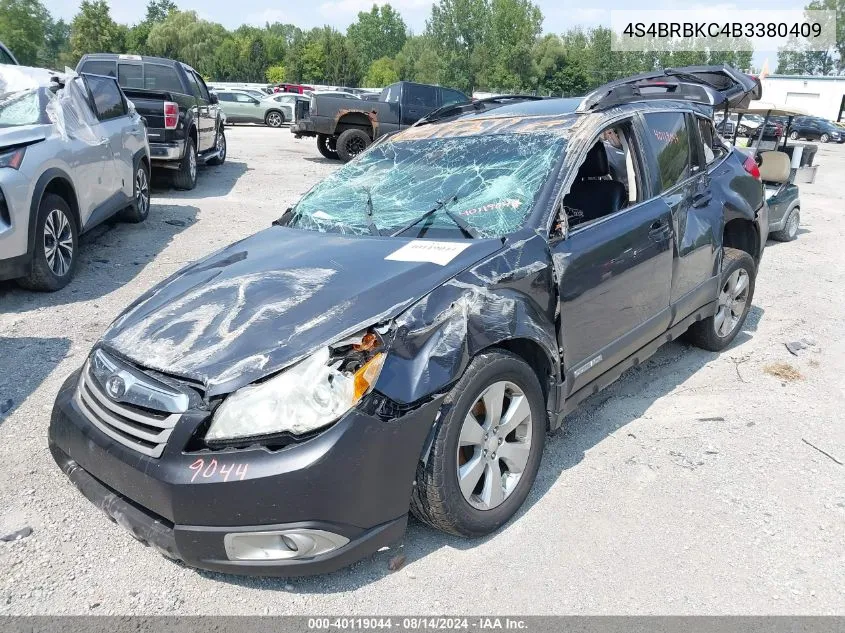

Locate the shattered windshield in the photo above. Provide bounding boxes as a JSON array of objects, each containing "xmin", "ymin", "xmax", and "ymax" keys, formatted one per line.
[
  {"xmin": 289, "ymin": 133, "xmax": 566, "ymax": 238},
  {"xmin": 0, "ymin": 90, "xmax": 45, "ymax": 128}
]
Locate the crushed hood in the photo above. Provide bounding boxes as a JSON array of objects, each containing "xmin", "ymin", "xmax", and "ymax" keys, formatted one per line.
[{"xmin": 102, "ymin": 226, "xmax": 503, "ymax": 396}]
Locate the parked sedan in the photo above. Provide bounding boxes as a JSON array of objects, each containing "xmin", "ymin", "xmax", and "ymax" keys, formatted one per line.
[
  {"xmin": 788, "ymin": 116, "xmax": 844, "ymax": 143},
  {"xmin": 216, "ymin": 90, "xmax": 292, "ymax": 127},
  {"xmin": 1, "ymin": 67, "xmax": 151, "ymax": 290}
]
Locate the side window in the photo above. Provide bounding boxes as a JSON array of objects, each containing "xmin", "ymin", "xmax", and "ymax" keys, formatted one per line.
[
  {"xmin": 217, "ymin": 92, "xmax": 234, "ymax": 102},
  {"xmin": 143, "ymin": 63, "xmax": 182, "ymax": 92},
  {"xmin": 80, "ymin": 60, "xmax": 116, "ymax": 77},
  {"xmin": 405, "ymin": 83, "xmax": 438, "ymax": 107},
  {"xmin": 84, "ymin": 74, "xmax": 126, "ymax": 120},
  {"xmin": 233, "ymin": 93, "xmax": 254, "ymax": 103},
  {"xmin": 695, "ymin": 116, "xmax": 726, "ymax": 165},
  {"xmin": 0, "ymin": 47, "xmax": 16, "ymax": 65},
  {"xmin": 184, "ymin": 72, "xmax": 203, "ymax": 100},
  {"xmin": 380, "ymin": 84, "xmax": 400, "ymax": 104},
  {"xmin": 192, "ymin": 73, "xmax": 211, "ymax": 101},
  {"xmin": 561, "ymin": 119, "xmax": 643, "ymax": 230},
  {"xmin": 117, "ymin": 63, "xmax": 143, "ymax": 89},
  {"xmin": 441, "ymin": 88, "xmax": 468, "ymax": 107},
  {"xmin": 642, "ymin": 112, "xmax": 691, "ymax": 192}
]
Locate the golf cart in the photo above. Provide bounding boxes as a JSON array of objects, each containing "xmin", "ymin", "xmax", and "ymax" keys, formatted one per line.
[{"xmin": 721, "ymin": 102, "xmax": 809, "ymax": 242}]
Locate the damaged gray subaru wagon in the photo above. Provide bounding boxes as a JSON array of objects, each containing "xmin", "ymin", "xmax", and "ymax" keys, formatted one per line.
[{"xmin": 49, "ymin": 66, "xmax": 768, "ymax": 576}]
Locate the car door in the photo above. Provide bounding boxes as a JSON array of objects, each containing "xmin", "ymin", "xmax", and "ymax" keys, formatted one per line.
[
  {"xmin": 217, "ymin": 92, "xmax": 238, "ymax": 121},
  {"xmin": 551, "ymin": 118, "xmax": 673, "ymax": 393},
  {"xmin": 400, "ymin": 83, "xmax": 439, "ymax": 127},
  {"xmin": 185, "ymin": 70, "xmax": 215, "ymax": 151},
  {"xmin": 232, "ymin": 92, "xmax": 260, "ymax": 122}
]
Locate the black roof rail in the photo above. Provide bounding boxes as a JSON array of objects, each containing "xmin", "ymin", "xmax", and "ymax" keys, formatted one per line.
[{"xmin": 416, "ymin": 94, "xmax": 545, "ymax": 127}]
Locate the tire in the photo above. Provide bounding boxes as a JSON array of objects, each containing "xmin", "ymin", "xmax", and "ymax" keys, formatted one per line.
[
  {"xmin": 771, "ymin": 207, "xmax": 800, "ymax": 242},
  {"xmin": 820, "ymin": 133, "xmax": 830, "ymax": 143},
  {"xmin": 173, "ymin": 137, "xmax": 197, "ymax": 190},
  {"xmin": 207, "ymin": 127, "xmax": 227, "ymax": 166},
  {"xmin": 410, "ymin": 350, "xmax": 546, "ymax": 537},
  {"xmin": 336, "ymin": 128, "xmax": 371, "ymax": 163},
  {"xmin": 265, "ymin": 110, "xmax": 284, "ymax": 128},
  {"xmin": 17, "ymin": 194, "xmax": 78, "ymax": 292},
  {"xmin": 120, "ymin": 159, "xmax": 151, "ymax": 223},
  {"xmin": 317, "ymin": 133, "xmax": 340, "ymax": 160},
  {"xmin": 685, "ymin": 247, "xmax": 756, "ymax": 352},
  {"xmin": 789, "ymin": 131, "xmax": 799, "ymax": 140}
]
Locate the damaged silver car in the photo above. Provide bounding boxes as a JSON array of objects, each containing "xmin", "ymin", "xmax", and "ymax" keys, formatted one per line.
[
  {"xmin": 0, "ymin": 65, "xmax": 150, "ymax": 290},
  {"xmin": 49, "ymin": 65, "xmax": 768, "ymax": 576}
]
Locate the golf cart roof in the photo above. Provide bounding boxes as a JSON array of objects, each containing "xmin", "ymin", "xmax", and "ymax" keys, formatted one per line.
[{"xmin": 733, "ymin": 101, "xmax": 811, "ymax": 117}]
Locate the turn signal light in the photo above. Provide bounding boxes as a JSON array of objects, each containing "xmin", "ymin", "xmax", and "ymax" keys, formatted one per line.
[
  {"xmin": 353, "ymin": 353, "xmax": 385, "ymax": 401},
  {"xmin": 163, "ymin": 102, "xmax": 178, "ymax": 129}
]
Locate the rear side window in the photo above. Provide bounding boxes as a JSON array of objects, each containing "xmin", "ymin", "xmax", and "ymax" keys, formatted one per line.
[
  {"xmin": 405, "ymin": 83, "xmax": 438, "ymax": 107},
  {"xmin": 381, "ymin": 84, "xmax": 400, "ymax": 103},
  {"xmin": 143, "ymin": 63, "xmax": 182, "ymax": 92},
  {"xmin": 441, "ymin": 88, "xmax": 467, "ymax": 107},
  {"xmin": 85, "ymin": 74, "xmax": 126, "ymax": 120},
  {"xmin": 233, "ymin": 92, "xmax": 255, "ymax": 103},
  {"xmin": 643, "ymin": 112, "xmax": 691, "ymax": 192},
  {"xmin": 185, "ymin": 72, "xmax": 203, "ymax": 99},
  {"xmin": 118, "ymin": 63, "xmax": 143, "ymax": 89},
  {"xmin": 80, "ymin": 60, "xmax": 116, "ymax": 77},
  {"xmin": 191, "ymin": 72, "xmax": 211, "ymax": 101}
]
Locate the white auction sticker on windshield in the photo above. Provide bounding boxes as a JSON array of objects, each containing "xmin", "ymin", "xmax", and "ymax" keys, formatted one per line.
[{"xmin": 385, "ymin": 240, "xmax": 472, "ymax": 266}]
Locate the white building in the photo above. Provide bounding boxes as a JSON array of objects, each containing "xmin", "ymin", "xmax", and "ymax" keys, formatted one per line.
[{"xmin": 760, "ymin": 75, "xmax": 845, "ymax": 122}]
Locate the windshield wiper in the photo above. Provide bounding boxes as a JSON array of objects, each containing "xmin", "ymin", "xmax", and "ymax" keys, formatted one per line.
[
  {"xmin": 391, "ymin": 193, "xmax": 479, "ymax": 239},
  {"xmin": 360, "ymin": 187, "xmax": 381, "ymax": 236}
]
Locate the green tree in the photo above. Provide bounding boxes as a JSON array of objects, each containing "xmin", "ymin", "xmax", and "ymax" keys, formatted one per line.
[
  {"xmin": 426, "ymin": 0, "xmax": 490, "ymax": 92},
  {"xmin": 69, "ymin": 0, "xmax": 124, "ymax": 64},
  {"xmin": 266, "ymin": 64, "xmax": 285, "ymax": 83},
  {"xmin": 146, "ymin": 10, "xmax": 226, "ymax": 75},
  {"xmin": 42, "ymin": 17, "xmax": 70, "ymax": 68},
  {"xmin": 364, "ymin": 56, "xmax": 399, "ymax": 86},
  {"xmin": 395, "ymin": 35, "xmax": 442, "ymax": 84},
  {"xmin": 347, "ymin": 4, "xmax": 406, "ymax": 71},
  {"xmin": 473, "ymin": 0, "xmax": 541, "ymax": 91},
  {"xmin": 0, "ymin": 0, "xmax": 51, "ymax": 66}
]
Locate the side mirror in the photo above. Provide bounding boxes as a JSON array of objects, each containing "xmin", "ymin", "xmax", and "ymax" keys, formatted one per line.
[{"xmin": 209, "ymin": 93, "xmax": 219, "ymax": 104}]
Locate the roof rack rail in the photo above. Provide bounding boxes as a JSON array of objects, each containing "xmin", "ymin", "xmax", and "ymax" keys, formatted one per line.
[{"xmin": 415, "ymin": 94, "xmax": 545, "ymax": 127}]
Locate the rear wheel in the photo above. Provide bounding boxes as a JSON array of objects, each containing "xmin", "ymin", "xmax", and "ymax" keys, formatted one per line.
[
  {"xmin": 336, "ymin": 128, "xmax": 370, "ymax": 162},
  {"xmin": 120, "ymin": 160, "xmax": 151, "ymax": 223},
  {"xmin": 771, "ymin": 208, "xmax": 799, "ymax": 242},
  {"xmin": 316, "ymin": 134, "xmax": 340, "ymax": 160},
  {"xmin": 685, "ymin": 247, "xmax": 755, "ymax": 352},
  {"xmin": 265, "ymin": 110, "xmax": 284, "ymax": 127},
  {"xmin": 173, "ymin": 137, "xmax": 197, "ymax": 190},
  {"xmin": 410, "ymin": 350, "xmax": 546, "ymax": 537},
  {"xmin": 17, "ymin": 194, "xmax": 78, "ymax": 292}
]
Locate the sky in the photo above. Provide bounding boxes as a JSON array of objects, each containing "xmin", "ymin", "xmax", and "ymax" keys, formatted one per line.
[{"xmin": 41, "ymin": 0, "xmax": 803, "ymax": 69}]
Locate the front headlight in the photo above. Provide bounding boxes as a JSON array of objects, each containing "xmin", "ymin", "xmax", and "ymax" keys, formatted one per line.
[{"xmin": 206, "ymin": 334, "xmax": 385, "ymax": 442}]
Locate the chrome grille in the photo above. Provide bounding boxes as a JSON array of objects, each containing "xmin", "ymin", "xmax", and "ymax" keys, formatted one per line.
[{"xmin": 74, "ymin": 350, "xmax": 186, "ymax": 458}]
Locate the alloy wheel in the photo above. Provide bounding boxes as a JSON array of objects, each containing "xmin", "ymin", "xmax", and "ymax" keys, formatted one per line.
[
  {"xmin": 789, "ymin": 131, "xmax": 799, "ymax": 140},
  {"xmin": 714, "ymin": 268, "xmax": 750, "ymax": 338},
  {"xmin": 268, "ymin": 112, "xmax": 282, "ymax": 127},
  {"xmin": 345, "ymin": 136, "xmax": 367, "ymax": 156},
  {"xmin": 43, "ymin": 208, "xmax": 73, "ymax": 277},
  {"xmin": 820, "ymin": 133, "xmax": 829, "ymax": 143},
  {"xmin": 217, "ymin": 131, "xmax": 226, "ymax": 160},
  {"xmin": 135, "ymin": 167, "xmax": 149, "ymax": 216},
  {"xmin": 189, "ymin": 148, "xmax": 197, "ymax": 182},
  {"xmin": 787, "ymin": 211, "xmax": 800, "ymax": 239},
  {"xmin": 456, "ymin": 381, "xmax": 533, "ymax": 511}
]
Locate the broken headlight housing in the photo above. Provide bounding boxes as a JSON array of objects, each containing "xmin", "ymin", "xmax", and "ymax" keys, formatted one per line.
[{"xmin": 206, "ymin": 331, "xmax": 385, "ymax": 443}]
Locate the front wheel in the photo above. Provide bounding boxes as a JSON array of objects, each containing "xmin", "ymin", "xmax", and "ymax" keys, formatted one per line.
[
  {"xmin": 207, "ymin": 128, "xmax": 226, "ymax": 166},
  {"xmin": 411, "ymin": 350, "xmax": 546, "ymax": 537},
  {"xmin": 685, "ymin": 247, "xmax": 756, "ymax": 352},
  {"xmin": 789, "ymin": 130, "xmax": 799, "ymax": 140},
  {"xmin": 336, "ymin": 128, "xmax": 371, "ymax": 162},
  {"xmin": 17, "ymin": 194, "xmax": 78, "ymax": 291},
  {"xmin": 820, "ymin": 133, "xmax": 830, "ymax": 143}
]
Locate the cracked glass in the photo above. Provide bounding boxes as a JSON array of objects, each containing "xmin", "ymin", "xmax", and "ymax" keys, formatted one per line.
[{"xmin": 290, "ymin": 133, "xmax": 567, "ymax": 238}]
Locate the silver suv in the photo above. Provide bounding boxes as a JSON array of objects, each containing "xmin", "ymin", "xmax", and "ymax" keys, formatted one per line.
[{"xmin": 0, "ymin": 67, "xmax": 150, "ymax": 290}]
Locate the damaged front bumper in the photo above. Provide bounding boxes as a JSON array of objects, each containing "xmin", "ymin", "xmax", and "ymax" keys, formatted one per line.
[{"xmin": 48, "ymin": 370, "xmax": 441, "ymax": 576}]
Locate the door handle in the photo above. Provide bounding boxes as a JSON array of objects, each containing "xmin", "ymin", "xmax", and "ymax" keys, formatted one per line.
[
  {"xmin": 648, "ymin": 220, "xmax": 670, "ymax": 241},
  {"xmin": 691, "ymin": 192, "xmax": 713, "ymax": 208}
]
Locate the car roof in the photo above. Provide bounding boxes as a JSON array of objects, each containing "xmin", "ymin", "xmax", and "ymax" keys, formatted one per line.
[{"xmin": 80, "ymin": 53, "xmax": 197, "ymax": 74}]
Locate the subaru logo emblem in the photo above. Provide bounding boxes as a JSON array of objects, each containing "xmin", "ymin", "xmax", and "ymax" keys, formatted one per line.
[{"xmin": 105, "ymin": 374, "xmax": 126, "ymax": 399}]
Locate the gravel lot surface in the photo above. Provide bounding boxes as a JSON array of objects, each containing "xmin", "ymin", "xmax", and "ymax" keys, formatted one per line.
[{"xmin": 1, "ymin": 126, "xmax": 843, "ymax": 615}]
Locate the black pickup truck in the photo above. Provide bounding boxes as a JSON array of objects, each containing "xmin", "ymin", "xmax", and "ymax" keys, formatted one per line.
[
  {"xmin": 291, "ymin": 81, "xmax": 469, "ymax": 162},
  {"xmin": 76, "ymin": 54, "xmax": 226, "ymax": 190}
]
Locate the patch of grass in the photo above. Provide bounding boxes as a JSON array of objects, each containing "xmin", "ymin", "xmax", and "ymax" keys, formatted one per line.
[{"xmin": 763, "ymin": 362, "xmax": 804, "ymax": 381}]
